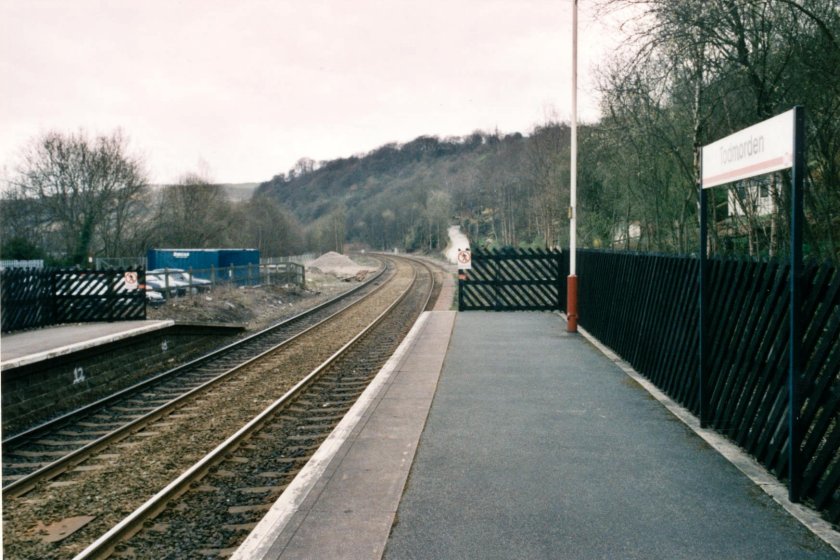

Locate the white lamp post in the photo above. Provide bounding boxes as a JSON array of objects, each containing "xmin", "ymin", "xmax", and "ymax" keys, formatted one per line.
[{"xmin": 567, "ymin": 0, "xmax": 579, "ymax": 333}]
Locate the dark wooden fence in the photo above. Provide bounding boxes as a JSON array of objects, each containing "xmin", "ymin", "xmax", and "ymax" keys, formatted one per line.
[
  {"xmin": 1, "ymin": 268, "xmax": 146, "ymax": 333},
  {"xmin": 577, "ymin": 249, "xmax": 840, "ymax": 524},
  {"xmin": 458, "ymin": 248, "xmax": 567, "ymax": 311}
]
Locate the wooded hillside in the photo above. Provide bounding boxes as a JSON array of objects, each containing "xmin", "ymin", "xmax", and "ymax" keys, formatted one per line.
[
  {"xmin": 256, "ymin": 128, "xmax": 571, "ymax": 254},
  {"xmin": 2, "ymin": 0, "xmax": 838, "ymax": 264},
  {"xmin": 258, "ymin": 0, "xmax": 840, "ymax": 262}
]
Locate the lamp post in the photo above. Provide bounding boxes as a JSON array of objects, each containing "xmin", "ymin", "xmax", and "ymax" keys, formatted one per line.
[{"xmin": 567, "ymin": 0, "xmax": 579, "ymax": 333}]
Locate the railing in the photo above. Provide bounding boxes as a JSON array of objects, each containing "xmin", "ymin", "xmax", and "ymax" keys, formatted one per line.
[
  {"xmin": 577, "ymin": 249, "xmax": 840, "ymax": 525},
  {"xmin": 148, "ymin": 262, "xmax": 305, "ymax": 298},
  {"xmin": 261, "ymin": 254, "xmax": 316, "ymax": 266},
  {"xmin": 0, "ymin": 260, "xmax": 44, "ymax": 270},
  {"xmin": 96, "ymin": 255, "xmax": 314, "ymax": 270},
  {"xmin": 95, "ymin": 257, "xmax": 146, "ymax": 270}
]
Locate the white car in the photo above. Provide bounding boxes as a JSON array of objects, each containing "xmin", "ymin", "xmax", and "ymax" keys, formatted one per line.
[
  {"xmin": 148, "ymin": 269, "xmax": 212, "ymax": 293},
  {"xmin": 145, "ymin": 288, "xmax": 165, "ymax": 306},
  {"xmin": 145, "ymin": 273, "xmax": 188, "ymax": 296}
]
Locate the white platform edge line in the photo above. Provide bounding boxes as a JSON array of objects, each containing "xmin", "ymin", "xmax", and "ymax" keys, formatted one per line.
[
  {"xmin": 562, "ymin": 314, "xmax": 840, "ymax": 553},
  {"xmin": 0, "ymin": 320, "xmax": 175, "ymax": 370},
  {"xmin": 231, "ymin": 311, "xmax": 433, "ymax": 560}
]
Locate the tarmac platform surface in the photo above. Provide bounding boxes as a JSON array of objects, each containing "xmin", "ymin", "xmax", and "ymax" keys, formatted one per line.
[
  {"xmin": 0, "ymin": 320, "xmax": 174, "ymax": 369},
  {"xmin": 237, "ymin": 311, "xmax": 839, "ymax": 559}
]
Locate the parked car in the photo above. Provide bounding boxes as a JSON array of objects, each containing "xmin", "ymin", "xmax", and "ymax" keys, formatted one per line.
[
  {"xmin": 145, "ymin": 273, "xmax": 187, "ymax": 297},
  {"xmin": 145, "ymin": 288, "xmax": 165, "ymax": 306},
  {"xmin": 148, "ymin": 268, "xmax": 212, "ymax": 293}
]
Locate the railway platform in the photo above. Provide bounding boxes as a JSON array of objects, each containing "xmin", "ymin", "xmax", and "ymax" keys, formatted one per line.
[
  {"xmin": 234, "ymin": 310, "xmax": 840, "ymax": 559},
  {"xmin": 0, "ymin": 320, "xmax": 173, "ymax": 369}
]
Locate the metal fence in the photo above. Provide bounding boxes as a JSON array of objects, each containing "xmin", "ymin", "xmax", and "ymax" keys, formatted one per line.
[
  {"xmin": 147, "ymin": 262, "xmax": 305, "ymax": 297},
  {"xmin": 95, "ymin": 257, "xmax": 146, "ymax": 270},
  {"xmin": 261, "ymin": 254, "xmax": 316, "ymax": 266},
  {"xmin": 1, "ymin": 268, "xmax": 146, "ymax": 333},
  {"xmin": 96, "ymin": 255, "xmax": 315, "ymax": 270},
  {"xmin": 576, "ymin": 249, "xmax": 840, "ymax": 525},
  {"xmin": 0, "ymin": 259, "xmax": 44, "ymax": 270}
]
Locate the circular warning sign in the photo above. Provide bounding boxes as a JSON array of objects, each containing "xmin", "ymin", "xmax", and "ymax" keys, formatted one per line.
[
  {"xmin": 124, "ymin": 271, "xmax": 139, "ymax": 291},
  {"xmin": 457, "ymin": 248, "xmax": 472, "ymax": 270}
]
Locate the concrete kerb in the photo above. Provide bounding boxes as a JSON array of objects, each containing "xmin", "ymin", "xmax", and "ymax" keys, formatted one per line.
[
  {"xmin": 0, "ymin": 320, "xmax": 175, "ymax": 370},
  {"xmin": 231, "ymin": 312, "xmax": 435, "ymax": 560},
  {"xmin": 560, "ymin": 312, "xmax": 840, "ymax": 554}
]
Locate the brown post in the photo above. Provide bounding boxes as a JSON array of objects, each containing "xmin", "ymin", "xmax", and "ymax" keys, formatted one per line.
[{"xmin": 566, "ymin": 274, "xmax": 578, "ymax": 332}]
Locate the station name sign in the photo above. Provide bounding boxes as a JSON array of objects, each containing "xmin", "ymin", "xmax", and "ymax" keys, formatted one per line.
[{"xmin": 701, "ymin": 109, "xmax": 795, "ymax": 188}]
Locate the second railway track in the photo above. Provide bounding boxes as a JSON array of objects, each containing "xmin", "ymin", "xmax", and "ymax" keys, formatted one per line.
[
  {"xmin": 2, "ymin": 260, "xmax": 390, "ymax": 496},
  {"xmin": 2, "ymin": 255, "xmax": 439, "ymax": 560}
]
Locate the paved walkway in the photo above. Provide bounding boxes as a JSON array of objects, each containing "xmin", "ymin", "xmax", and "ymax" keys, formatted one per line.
[
  {"xmin": 235, "ymin": 310, "xmax": 839, "ymax": 559},
  {"xmin": 233, "ymin": 311, "xmax": 457, "ymax": 559},
  {"xmin": 0, "ymin": 320, "xmax": 173, "ymax": 369},
  {"xmin": 385, "ymin": 312, "xmax": 839, "ymax": 559}
]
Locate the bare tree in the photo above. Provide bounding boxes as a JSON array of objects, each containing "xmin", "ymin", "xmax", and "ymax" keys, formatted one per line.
[
  {"xmin": 233, "ymin": 193, "xmax": 304, "ymax": 256},
  {"xmin": 13, "ymin": 130, "xmax": 147, "ymax": 265},
  {"xmin": 526, "ymin": 123, "xmax": 570, "ymax": 248},
  {"xmin": 425, "ymin": 190, "xmax": 452, "ymax": 251},
  {"xmin": 155, "ymin": 173, "xmax": 233, "ymax": 247}
]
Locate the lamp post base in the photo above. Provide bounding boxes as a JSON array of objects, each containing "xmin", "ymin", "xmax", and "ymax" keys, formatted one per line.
[{"xmin": 567, "ymin": 274, "xmax": 578, "ymax": 333}]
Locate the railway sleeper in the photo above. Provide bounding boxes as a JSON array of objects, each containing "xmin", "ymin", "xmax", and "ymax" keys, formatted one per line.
[
  {"xmin": 196, "ymin": 546, "xmax": 240, "ymax": 557},
  {"xmin": 222, "ymin": 522, "xmax": 260, "ymax": 532},
  {"xmin": 282, "ymin": 444, "xmax": 322, "ymax": 453},
  {"xmin": 4, "ymin": 461, "xmax": 53, "ymax": 470},
  {"xmin": 10, "ymin": 449, "xmax": 71, "ymax": 458},
  {"xmin": 306, "ymin": 413, "xmax": 348, "ymax": 422},
  {"xmin": 236, "ymin": 485, "xmax": 286, "ymax": 495},
  {"xmin": 320, "ymin": 393, "xmax": 359, "ymax": 403},
  {"xmin": 312, "ymin": 404, "xmax": 352, "ymax": 414},
  {"xmin": 32, "ymin": 439, "xmax": 95, "ymax": 447},
  {"xmin": 75, "ymin": 421, "xmax": 124, "ymax": 429},
  {"xmin": 227, "ymin": 503, "xmax": 272, "ymax": 514},
  {"xmin": 331, "ymin": 387, "xmax": 366, "ymax": 396}
]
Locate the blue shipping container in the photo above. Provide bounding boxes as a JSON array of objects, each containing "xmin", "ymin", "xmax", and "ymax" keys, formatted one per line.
[
  {"xmin": 147, "ymin": 249, "xmax": 260, "ymax": 283},
  {"xmin": 218, "ymin": 249, "xmax": 260, "ymax": 268}
]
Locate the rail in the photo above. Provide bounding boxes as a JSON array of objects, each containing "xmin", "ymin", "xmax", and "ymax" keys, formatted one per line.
[
  {"xmin": 2, "ymin": 261, "xmax": 387, "ymax": 497},
  {"xmin": 71, "ymin": 256, "xmax": 432, "ymax": 559}
]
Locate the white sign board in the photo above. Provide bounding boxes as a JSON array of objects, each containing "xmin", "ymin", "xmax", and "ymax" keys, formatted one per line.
[{"xmin": 702, "ymin": 109, "xmax": 795, "ymax": 188}]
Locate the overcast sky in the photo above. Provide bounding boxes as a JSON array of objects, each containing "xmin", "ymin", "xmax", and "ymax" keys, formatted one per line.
[{"xmin": 0, "ymin": 0, "xmax": 626, "ymax": 185}]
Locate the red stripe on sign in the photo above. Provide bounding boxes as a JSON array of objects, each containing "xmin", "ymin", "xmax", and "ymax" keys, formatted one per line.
[{"xmin": 703, "ymin": 155, "xmax": 791, "ymax": 187}]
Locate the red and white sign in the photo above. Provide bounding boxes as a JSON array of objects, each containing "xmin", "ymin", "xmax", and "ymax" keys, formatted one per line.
[
  {"xmin": 124, "ymin": 271, "xmax": 138, "ymax": 290},
  {"xmin": 702, "ymin": 109, "xmax": 795, "ymax": 189},
  {"xmin": 457, "ymin": 248, "xmax": 472, "ymax": 270}
]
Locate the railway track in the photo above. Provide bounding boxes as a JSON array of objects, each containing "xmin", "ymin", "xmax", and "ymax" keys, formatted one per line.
[
  {"xmin": 1, "ymin": 261, "xmax": 389, "ymax": 497},
  {"xmin": 2, "ymin": 255, "xmax": 439, "ymax": 560}
]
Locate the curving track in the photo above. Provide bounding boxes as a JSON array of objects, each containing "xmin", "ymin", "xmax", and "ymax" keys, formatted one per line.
[
  {"xmin": 1, "ymin": 261, "xmax": 389, "ymax": 497},
  {"xmin": 1, "ymin": 255, "xmax": 441, "ymax": 560}
]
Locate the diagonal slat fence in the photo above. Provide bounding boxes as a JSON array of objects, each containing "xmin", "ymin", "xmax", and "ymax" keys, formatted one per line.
[
  {"xmin": 1, "ymin": 268, "xmax": 146, "ymax": 333},
  {"xmin": 576, "ymin": 249, "xmax": 840, "ymax": 525},
  {"xmin": 458, "ymin": 248, "xmax": 566, "ymax": 311}
]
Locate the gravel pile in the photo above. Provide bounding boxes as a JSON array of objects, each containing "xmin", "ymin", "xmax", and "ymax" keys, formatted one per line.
[{"xmin": 307, "ymin": 252, "xmax": 376, "ymax": 280}]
